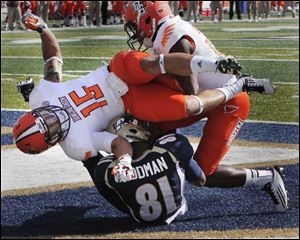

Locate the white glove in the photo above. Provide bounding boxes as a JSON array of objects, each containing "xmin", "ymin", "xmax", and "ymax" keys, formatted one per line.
[{"xmin": 111, "ymin": 154, "xmax": 134, "ymax": 183}]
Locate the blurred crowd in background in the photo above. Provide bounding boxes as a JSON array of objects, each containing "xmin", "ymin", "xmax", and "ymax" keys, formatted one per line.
[{"xmin": 1, "ymin": 1, "xmax": 299, "ymax": 31}]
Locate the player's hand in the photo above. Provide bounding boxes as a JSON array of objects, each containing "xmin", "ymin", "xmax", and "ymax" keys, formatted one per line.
[
  {"xmin": 111, "ymin": 154, "xmax": 134, "ymax": 183},
  {"xmin": 217, "ymin": 56, "xmax": 243, "ymax": 75},
  {"xmin": 17, "ymin": 77, "xmax": 34, "ymax": 102},
  {"xmin": 22, "ymin": 10, "xmax": 48, "ymax": 33}
]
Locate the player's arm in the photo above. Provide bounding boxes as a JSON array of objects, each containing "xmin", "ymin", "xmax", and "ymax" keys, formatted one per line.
[
  {"xmin": 22, "ymin": 11, "xmax": 63, "ymax": 83},
  {"xmin": 140, "ymin": 51, "xmax": 242, "ymax": 77},
  {"xmin": 92, "ymin": 131, "xmax": 134, "ymax": 183},
  {"xmin": 168, "ymin": 37, "xmax": 199, "ymax": 95},
  {"xmin": 41, "ymin": 30, "xmax": 63, "ymax": 83},
  {"xmin": 156, "ymin": 134, "xmax": 206, "ymax": 187},
  {"xmin": 111, "ymin": 135, "xmax": 133, "ymax": 160},
  {"xmin": 92, "ymin": 132, "xmax": 133, "ymax": 160}
]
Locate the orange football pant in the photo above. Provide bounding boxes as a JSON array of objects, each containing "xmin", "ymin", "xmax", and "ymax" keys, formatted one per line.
[
  {"xmin": 110, "ymin": 51, "xmax": 250, "ymax": 175},
  {"xmin": 157, "ymin": 92, "xmax": 250, "ymax": 175}
]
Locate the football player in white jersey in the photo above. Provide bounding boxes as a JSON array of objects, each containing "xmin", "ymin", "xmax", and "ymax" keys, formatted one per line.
[
  {"xmin": 13, "ymin": 11, "xmax": 274, "ymax": 186},
  {"xmin": 123, "ymin": 1, "xmax": 289, "ymax": 212}
]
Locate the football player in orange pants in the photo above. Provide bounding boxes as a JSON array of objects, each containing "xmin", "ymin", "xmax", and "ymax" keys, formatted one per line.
[
  {"xmin": 122, "ymin": 1, "xmax": 288, "ymax": 212},
  {"xmin": 61, "ymin": 1, "xmax": 75, "ymax": 26},
  {"xmin": 73, "ymin": 1, "xmax": 87, "ymax": 26},
  {"xmin": 18, "ymin": 10, "xmax": 269, "ymax": 184}
]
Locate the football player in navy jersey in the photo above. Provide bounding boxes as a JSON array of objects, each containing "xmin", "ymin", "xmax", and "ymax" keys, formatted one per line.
[{"xmin": 83, "ymin": 115, "xmax": 205, "ymax": 224}]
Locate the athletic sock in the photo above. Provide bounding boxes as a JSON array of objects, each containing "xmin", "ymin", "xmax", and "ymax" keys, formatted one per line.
[
  {"xmin": 244, "ymin": 169, "xmax": 273, "ymax": 187},
  {"xmin": 217, "ymin": 78, "xmax": 244, "ymax": 101}
]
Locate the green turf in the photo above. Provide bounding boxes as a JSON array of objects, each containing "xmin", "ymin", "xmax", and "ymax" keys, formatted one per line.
[
  {"xmin": 249, "ymin": 84, "xmax": 299, "ymax": 122},
  {"xmin": 1, "ymin": 19, "xmax": 299, "ymax": 123}
]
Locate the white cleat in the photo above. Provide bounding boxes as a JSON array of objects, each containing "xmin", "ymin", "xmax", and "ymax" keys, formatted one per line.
[
  {"xmin": 263, "ymin": 166, "xmax": 289, "ymax": 212},
  {"xmin": 241, "ymin": 76, "xmax": 276, "ymax": 95}
]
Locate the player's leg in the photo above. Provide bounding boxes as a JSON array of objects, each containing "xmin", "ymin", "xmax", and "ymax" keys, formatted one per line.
[
  {"xmin": 194, "ymin": 93, "xmax": 288, "ymax": 212},
  {"xmin": 122, "ymin": 82, "xmax": 227, "ymax": 122}
]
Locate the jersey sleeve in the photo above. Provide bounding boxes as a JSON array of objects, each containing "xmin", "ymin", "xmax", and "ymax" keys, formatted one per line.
[
  {"xmin": 154, "ymin": 133, "xmax": 204, "ymax": 182},
  {"xmin": 91, "ymin": 131, "xmax": 118, "ymax": 154},
  {"xmin": 109, "ymin": 51, "xmax": 159, "ymax": 85},
  {"xmin": 154, "ymin": 133, "xmax": 194, "ymax": 163}
]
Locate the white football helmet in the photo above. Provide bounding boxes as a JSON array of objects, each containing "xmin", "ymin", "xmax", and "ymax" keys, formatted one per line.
[{"xmin": 106, "ymin": 114, "xmax": 152, "ymax": 142}]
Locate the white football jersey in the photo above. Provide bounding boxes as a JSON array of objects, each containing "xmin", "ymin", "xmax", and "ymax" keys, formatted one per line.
[
  {"xmin": 29, "ymin": 66, "xmax": 124, "ymax": 161},
  {"xmin": 151, "ymin": 16, "xmax": 237, "ymax": 91}
]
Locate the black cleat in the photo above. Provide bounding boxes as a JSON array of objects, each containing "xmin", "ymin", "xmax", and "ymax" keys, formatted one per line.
[{"xmin": 241, "ymin": 76, "xmax": 276, "ymax": 95}]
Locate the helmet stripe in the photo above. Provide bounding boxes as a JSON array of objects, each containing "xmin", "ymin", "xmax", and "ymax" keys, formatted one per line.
[{"xmin": 14, "ymin": 124, "xmax": 41, "ymax": 143}]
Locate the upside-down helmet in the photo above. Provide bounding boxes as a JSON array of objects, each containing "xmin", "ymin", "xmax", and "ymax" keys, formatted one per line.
[
  {"xmin": 12, "ymin": 105, "xmax": 71, "ymax": 154},
  {"xmin": 124, "ymin": 1, "xmax": 172, "ymax": 50},
  {"xmin": 106, "ymin": 114, "xmax": 152, "ymax": 142}
]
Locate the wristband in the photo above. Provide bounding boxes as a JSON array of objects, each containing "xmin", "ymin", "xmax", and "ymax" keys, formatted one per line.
[
  {"xmin": 118, "ymin": 153, "xmax": 132, "ymax": 164},
  {"xmin": 44, "ymin": 56, "xmax": 63, "ymax": 65},
  {"xmin": 37, "ymin": 25, "xmax": 47, "ymax": 34},
  {"xmin": 159, "ymin": 54, "xmax": 166, "ymax": 74}
]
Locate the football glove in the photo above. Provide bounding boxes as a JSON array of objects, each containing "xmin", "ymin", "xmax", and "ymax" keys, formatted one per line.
[
  {"xmin": 22, "ymin": 10, "xmax": 48, "ymax": 34},
  {"xmin": 217, "ymin": 56, "xmax": 243, "ymax": 75},
  {"xmin": 17, "ymin": 77, "xmax": 34, "ymax": 102},
  {"xmin": 111, "ymin": 154, "xmax": 134, "ymax": 183}
]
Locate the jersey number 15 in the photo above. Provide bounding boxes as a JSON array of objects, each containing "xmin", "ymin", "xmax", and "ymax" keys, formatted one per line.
[{"xmin": 69, "ymin": 84, "xmax": 107, "ymax": 117}]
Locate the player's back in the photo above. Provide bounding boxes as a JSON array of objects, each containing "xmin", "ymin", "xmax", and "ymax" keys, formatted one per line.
[
  {"xmin": 152, "ymin": 16, "xmax": 237, "ymax": 91},
  {"xmin": 28, "ymin": 66, "xmax": 125, "ymax": 160},
  {"xmin": 152, "ymin": 16, "xmax": 217, "ymax": 58},
  {"xmin": 95, "ymin": 134, "xmax": 194, "ymax": 224}
]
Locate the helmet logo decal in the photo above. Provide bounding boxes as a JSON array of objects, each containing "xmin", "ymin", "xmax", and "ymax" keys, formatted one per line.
[
  {"xmin": 133, "ymin": 1, "xmax": 146, "ymax": 15},
  {"xmin": 161, "ymin": 24, "xmax": 175, "ymax": 47},
  {"xmin": 133, "ymin": 1, "xmax": 146, "ymax": 26}
]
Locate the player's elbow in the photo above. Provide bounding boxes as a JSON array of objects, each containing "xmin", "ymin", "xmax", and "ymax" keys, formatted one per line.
[
  {"xmin": 197, "ymin": 174, "xmax": 206, "ymax": 186},
  {"xmin": 140, "ymin": 56, "xmax": 160, "ymax": 75},
  {"xmin": 191, "ymin": 174, "xmax": 206, "ymax": 187}
]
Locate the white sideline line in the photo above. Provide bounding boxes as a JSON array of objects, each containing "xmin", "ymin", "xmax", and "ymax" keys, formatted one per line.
[
  {"xmin": 1, "ymin": 108, "xmax": 299, "ymax": 125},
  {"xmin": 274, "ymin": 82, "xmax": 299, "ymax": 85},
  {"xmin": 1, "ymin": 73, "xmax": 83, "ymax": 77},
  {"xmin": 2, "ymin": 37, "xmax": 299, "ymax": 42},
  {"xmin": 1, "ymin": 56, "xmax": 112, "ymax": 60},
  {"xmin": 213, "ymin": 38, "xmax": 299, "ymax": 41},
  {"xmin": 245, "ymin": 119, "xmax": 299, "ymax": 126},
  {"xmin": 235, "ymin": 58, "xmax": 299, "ymax": 62},
  {"xmin": 1, "ymin": 56, "xmax": 299, "ymax": 62},
  {"xmin": 2, "ymin": 45, "xmax": 298, "ymax": 50},
  {"xmin": 221, "ymin": 47, "xmax": 299, "ymax": 50},
  {"xmin": 1, "ymin": 108, "xmax": 30, "ymax": 111}
]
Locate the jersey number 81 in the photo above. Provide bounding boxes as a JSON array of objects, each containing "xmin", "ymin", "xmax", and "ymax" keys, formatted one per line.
[{"xmin": 135, "ymin": 176, "xmax": 176, "ymax": 222}]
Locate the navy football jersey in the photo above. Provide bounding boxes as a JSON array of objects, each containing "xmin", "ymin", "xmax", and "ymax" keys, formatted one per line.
[{"xmin": 94, "ymin": 133, "xmax": 195, "ymax": 224}]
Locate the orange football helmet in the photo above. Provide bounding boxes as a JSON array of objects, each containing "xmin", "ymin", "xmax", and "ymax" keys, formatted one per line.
[
  {"xmin": 124, "ymin": 1, "xmax": 172, "ymax": 50},
  {"xmin": 12, "ymin": 105, "xmax": 70, "ymax": 154}
]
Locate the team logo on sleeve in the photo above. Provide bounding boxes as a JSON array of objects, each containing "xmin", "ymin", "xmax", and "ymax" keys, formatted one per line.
[{"xmin": 161, "ymin": 24, "xmax": 175, "ymax": 47}]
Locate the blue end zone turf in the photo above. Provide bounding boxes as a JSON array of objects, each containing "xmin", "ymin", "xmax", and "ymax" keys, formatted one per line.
[
  {"xmin": 1, "ymin": 110, "xmax": 299, "ymax": 145},
  {"xmin": 1, "ymin": 164, "xmax": 298, "ymax": 237}
]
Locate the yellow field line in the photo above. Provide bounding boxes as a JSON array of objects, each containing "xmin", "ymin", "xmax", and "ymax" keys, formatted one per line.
[{"xmin": 4, "ymin": 228, "xmax": 298, "ymax": 239}]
